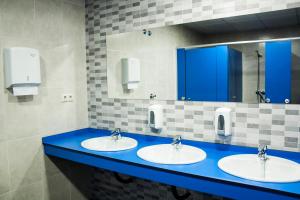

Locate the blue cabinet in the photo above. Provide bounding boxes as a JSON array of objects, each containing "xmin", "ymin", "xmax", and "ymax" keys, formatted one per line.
[
  {"xmin": 265, "ymin": 41, "xmax": 291, "ymax": 103},
  {"xmin": 177, "ymin": 45, "xmax": 242, "ymax": 102}
]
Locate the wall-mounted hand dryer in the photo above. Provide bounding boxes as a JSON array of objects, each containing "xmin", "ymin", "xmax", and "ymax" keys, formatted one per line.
[{"xmin": 4, "ymin": 47, "xmax": 41, "ymax": 96}]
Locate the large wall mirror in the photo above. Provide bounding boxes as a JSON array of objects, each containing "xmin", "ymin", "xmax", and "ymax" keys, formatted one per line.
[{"xmin": 106, "ymin": 8, "xmax": 300, "ymax": 104}]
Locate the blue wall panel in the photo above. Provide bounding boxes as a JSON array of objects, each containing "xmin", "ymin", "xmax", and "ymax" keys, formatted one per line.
[
  {"xmin": 216, "ymin": 46, "xmax": 229, "ymax": 101},
  {"xmin": 185, "ymin": 47, "xmax": 217, "ymax": 101},
  {"xmin": 265, "ymin": 41, "xmax": 291, "ymax": 103}
]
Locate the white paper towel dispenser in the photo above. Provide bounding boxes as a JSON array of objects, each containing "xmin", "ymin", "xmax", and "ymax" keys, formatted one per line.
[
  {"xmin": 122, "ymin": 58, "xmax": 140, "ymax": 90},
  {"xmin": 4, "ymin": 47, "xmax": 41, "ymax": 96}
]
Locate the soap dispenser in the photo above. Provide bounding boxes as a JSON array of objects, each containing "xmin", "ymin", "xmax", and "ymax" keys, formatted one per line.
[
  {"xmin": 148, "ymin": 104, "xmax": 163, "ymax": 130},
  {"xmin": 215, "ymin": 107, "xmax": 232, "ymax": 136}
]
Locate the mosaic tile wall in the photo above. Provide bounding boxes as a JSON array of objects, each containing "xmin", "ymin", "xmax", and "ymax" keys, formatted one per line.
[{"xmin": 85, "ymin": 0, "xmax": 300, "ymax": 152}]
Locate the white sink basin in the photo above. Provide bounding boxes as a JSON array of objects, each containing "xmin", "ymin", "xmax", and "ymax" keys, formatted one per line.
[
  {"xmin": 81, "ymin": 136, "xmax": 138, "ymax": 151},
  {"xmin": 137, "ymin": 144, "xmax": 206, "ymax": 164},
  {"xmin": 218, "ymin": 154, "xmax": 300, "ymax": 183}
]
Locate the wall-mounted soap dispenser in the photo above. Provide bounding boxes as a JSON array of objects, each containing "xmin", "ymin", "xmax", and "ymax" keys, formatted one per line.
[
  {"xmin": 148, "ymin": 104, "xmax": 163, "ymax": 130},
  {"xmin": 215, "ymin": 107, "xmax": 232, "ymax": 136},
  {"xmin": 122, "ymin": 58, "xmax": 140, "ymax": 90},
  {"xmin": 4, "ymin": 47, "xmax": 41, "ymax": 96}
]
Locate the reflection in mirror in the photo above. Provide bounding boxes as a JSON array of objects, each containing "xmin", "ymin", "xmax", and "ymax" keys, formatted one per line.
[
  {"xmin": 107, "ymin": 25, "xmax": 203, "ymax": 100},
  {"xmin": 178, "ymin": 39, "xmax": 300, "ymax": 104},
  {"xmin": 106, "ymin": 8, "xmax": 300, "ymax": 104}
]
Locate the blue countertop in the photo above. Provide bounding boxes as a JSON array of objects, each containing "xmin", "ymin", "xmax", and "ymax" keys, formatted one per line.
[{"xmin": 42, "ymin": 128, "xmax": 300, "ymax": 200}]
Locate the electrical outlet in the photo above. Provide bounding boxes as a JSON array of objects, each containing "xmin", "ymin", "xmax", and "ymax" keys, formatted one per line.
[
  {"xmin": 61, "ymin": 94, "xmax": 74, "ymax": 102},
  {"xmin": 67, "ymin": 94, "xmax": 74, "ymax": 102}
]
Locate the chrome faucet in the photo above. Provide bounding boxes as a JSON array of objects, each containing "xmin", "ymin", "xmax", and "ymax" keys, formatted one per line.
[
  {"xmin": 258, "ymin": 145, "xmax": 268, "ymax": 161},
  {"xmin": 111, "ymin": 128, "xmax": 121, "ymax": 141},
  {"xmin": 172, "ymin": 135, "xmax": 182, "ymax": 149}
]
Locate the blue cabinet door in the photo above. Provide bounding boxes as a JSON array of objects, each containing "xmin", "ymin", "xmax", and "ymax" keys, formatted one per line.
[
  {"xmin": 185, "ymin": 47, "xmax": 218, "ymax": 101},
  {"xmin": 228, "ymin": 48, "xmax": 243, "ymax": 102},
  {"xmin": 265, "ymin": 41, "xmax": 291, "ymax": 103},
  {"xmin": 216, "ymin": 46, "xmax": 229, "ymax": 101}
]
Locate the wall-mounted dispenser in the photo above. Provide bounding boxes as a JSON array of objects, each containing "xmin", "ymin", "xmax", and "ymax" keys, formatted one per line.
[
  {"xmin": 122, "ymin": 58, "xmax": 140, "ymax": 90},
  {"xmin": 215, "ymin": 107, "xmax": 232, "ymax": 136},
  {"xmin": 148, "ymin": 104, "xmax": 163, "ymax": 130},
  {"xmin": 4, "ymin": 47, "xmax": 41, "ymax": 96}
]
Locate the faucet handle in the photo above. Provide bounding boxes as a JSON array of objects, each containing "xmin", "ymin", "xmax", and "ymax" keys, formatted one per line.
[
  {"xmin": 112, "ymin": 128, "xmax": 121, "ymax": 133},
  {"xmin": 111, "ymin": 128, "xmax": 121, "ymax": 141},
  {"xmin": 172, "ymin": 135, "xmax": 182, "ymax": 149},
  {"xmin": 258, "ymin": 144, "xmax": 268, "ymax": 152},
  {"xmin": 173, "ymin": 135, "xmax": 182, "ymax": 142},
  {"xmin": 258, "ymin": 145, "xmax": 268, "ymax": 161}
]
